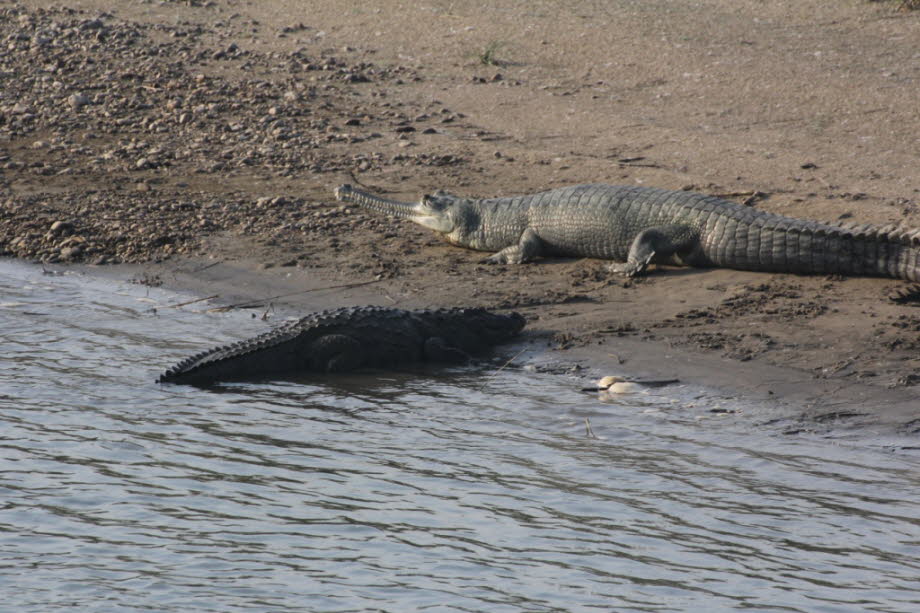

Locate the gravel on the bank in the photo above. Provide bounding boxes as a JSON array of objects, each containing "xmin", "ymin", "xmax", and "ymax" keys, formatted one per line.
[{"xmin": 0, "ymin": 4, "xmax": 465, "ymax": 263}]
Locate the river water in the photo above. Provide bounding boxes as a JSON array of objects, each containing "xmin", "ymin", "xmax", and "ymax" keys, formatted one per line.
[{"xmin": 1, "ymin": 259, "xmax": 918, "ymax": 612}]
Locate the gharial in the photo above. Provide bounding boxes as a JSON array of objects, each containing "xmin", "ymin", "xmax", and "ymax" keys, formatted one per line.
[
  {"xmin": 158, "ymin": 306, "xmax": 525, "ymax": 384},
  {"xmin": 335, "ymin": 183, "xmax": 920, "ymax": 281}
]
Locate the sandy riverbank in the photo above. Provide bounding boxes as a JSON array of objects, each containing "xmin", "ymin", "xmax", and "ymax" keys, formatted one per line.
[{"xmin": 2, "ymin": 1, "xmax": 919, "ymax": 438}]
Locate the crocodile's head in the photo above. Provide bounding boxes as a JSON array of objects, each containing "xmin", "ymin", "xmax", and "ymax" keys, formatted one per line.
[
  {"xmin": 334, "ymin": 184, "xmax": 464, "ymax": 235},
  {"xmin": 424, "ymin": 307, "xmax": 526, "ymax": 353}
]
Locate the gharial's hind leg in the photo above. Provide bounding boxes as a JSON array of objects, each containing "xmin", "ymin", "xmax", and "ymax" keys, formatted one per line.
[
  {"xmin": 484, "ymin": 228, "xmax": 544, "ymax": 264},
  {"xmin": 608, "ymin": 225, "xmax": 699, "ymax": 277}
]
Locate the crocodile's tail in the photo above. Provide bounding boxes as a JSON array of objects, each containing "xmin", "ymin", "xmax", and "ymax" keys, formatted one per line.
[{"xmin": 158, "ymin": 321, "xmax": 303, "ymax": 384}]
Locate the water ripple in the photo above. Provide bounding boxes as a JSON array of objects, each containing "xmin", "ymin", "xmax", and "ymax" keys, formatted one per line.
[{"xmin": 1, "ymin": 260, "xmax": 919, "ymax": 612}]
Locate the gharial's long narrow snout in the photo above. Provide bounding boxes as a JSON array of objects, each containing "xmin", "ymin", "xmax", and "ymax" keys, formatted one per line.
[
  {"xmin": 334, "ymin": 184, "xmax": 419, "ymax": 219},
  {"xmin": 334, "ymin": 184, "xmax": 454, "ymax": 233}
]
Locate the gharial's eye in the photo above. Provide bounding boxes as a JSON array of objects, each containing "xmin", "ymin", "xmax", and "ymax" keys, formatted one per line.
[{"xmin": 422, "ymin": 195, "xmax": 446, "ymax": 209}]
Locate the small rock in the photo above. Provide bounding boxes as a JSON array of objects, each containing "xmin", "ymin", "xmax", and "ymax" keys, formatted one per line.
[
  {"xmin": 60, "ymin": 245, "xmax": 82, "ymax": 259},
  {"xmin": 69, "ymin": 93, "xmax": 90, "ymax": 109},
  {"xmin": 135, "ymin": 158, "xmax": 149, "ymax": 169},
  {"xmin": 49, "ymin": 221, "xmax": 73, "ymax": 235},
  {"xmin": 80, "ymin": 18, "xmax": 105, "ymax": 31}
]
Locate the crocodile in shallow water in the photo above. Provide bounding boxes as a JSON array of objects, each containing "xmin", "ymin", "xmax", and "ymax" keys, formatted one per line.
[
  {"xmin": 158, "ymin": 306, "xmax": 525, "ymax": 384},
  {"xmin": 335, "ymin": 183, "xmax": 920, "ymax": 280}
]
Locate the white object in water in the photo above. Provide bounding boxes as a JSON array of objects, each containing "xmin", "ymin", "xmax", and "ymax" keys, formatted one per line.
[{"xmin": 596, "ymin": 376, "xmax": 645, "ymax": 394}]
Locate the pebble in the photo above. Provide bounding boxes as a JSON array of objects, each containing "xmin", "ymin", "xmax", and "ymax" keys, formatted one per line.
[
  {"xmin": 49, "ymin": 220, "xmax": 72, "ymax": 235},
  {"xmin": 59, "ymin": 246, "xmax": 81, "ymax": 259},
  {"xmin": 68, "ymin": 93, "xmax": 90, "ymax": 109},
  {"xmin": 0, "ymin": 4, "xmax": 430, "ymax": 266},
  {"xmin": 79, "ymin": 18, "xmax": 105, "ymax": 31}
]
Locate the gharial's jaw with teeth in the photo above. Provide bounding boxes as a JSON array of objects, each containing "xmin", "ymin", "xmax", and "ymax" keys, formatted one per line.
[{"xmin": 335, "ymin": 184, "xmax": 456, "ymax": 233}]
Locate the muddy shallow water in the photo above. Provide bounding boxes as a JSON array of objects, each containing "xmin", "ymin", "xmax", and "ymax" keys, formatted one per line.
[{"xmin": 1, "ymin": 260, "xmax": 919, "ymax": 612}]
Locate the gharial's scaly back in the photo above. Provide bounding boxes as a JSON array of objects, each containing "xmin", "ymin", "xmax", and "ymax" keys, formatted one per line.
[{"xmin": 336, "ymin": 183, "xmax": 920, "ymax": 282}]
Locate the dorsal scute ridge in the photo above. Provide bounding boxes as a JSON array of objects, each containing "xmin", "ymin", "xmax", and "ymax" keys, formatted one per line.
[{"xmin": 159, "ymin": 306, "xmax": 526, "ymax": 383}]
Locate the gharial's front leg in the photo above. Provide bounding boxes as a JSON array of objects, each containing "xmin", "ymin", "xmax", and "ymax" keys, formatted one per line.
[
  {"xmin": 608, "ymin": 225, "xmax": 700, "ymax": 277},
  {"xmin": 483, "ymin": 228, "xmax": 544, "ymax": 264}
]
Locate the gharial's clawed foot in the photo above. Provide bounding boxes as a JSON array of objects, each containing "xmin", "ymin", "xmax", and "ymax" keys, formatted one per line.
[
  {"xmin": 608, "ymin": 262, "xmax": 639, "ymax": 277},
  {"xmin": 607, "ymin": 252, "xmax": 655, "ymax": 278},
  {"xmin": 482, "ymin": 253, "xmax": 507, "ymax": 265}
]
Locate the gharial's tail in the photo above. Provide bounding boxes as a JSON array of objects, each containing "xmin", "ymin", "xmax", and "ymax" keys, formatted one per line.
[
  {"xmin": 704, "ymin": 206, "xmax": 920, "ymax": 282},
  {"xmin": 785, "ymin": 221, "xmax": 920, "ymax": 281}
]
